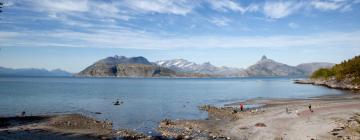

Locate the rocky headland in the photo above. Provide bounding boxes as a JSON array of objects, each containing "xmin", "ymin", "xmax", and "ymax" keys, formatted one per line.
[
  {"xmin": 294, "ymin": 78, "xmax": 360, "ymax": 91},
  {"xmin": 294, "ymin": 55, "xmax": 360, "ymax": 92}
]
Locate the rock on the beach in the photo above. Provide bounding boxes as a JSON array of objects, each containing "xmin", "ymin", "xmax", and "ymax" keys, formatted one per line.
[
  {"xmin": 160, "ymin": 119, "xmax": 175, "ymax": 126},
  {"xmin": 255, "ymin": 123, "xmax": 267, "ymax": 127}
]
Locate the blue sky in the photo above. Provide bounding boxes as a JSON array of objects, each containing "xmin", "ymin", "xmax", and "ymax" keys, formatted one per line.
[{"xmin": 0, "ymin": 0, "xmax": 360, "ymax": 72}]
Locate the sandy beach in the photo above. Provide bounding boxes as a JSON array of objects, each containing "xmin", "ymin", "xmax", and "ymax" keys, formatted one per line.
[{"xmin": 158, "ymin": 93, "xmax": 360, "ymax": 140}]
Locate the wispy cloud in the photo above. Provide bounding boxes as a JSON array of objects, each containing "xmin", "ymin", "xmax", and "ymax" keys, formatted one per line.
[
  {"xmin": 4, "ymin": 0, "xmax": 359, "ymax": 29},
  {"xmin": 310, "ymin": 0, "xmax": 345, "ymax": 11},
  {"xmin": 1, "ymin": 0, "xmax": 360, "ymax": 50},
  {"xmin": 1, "ymin": 29, "xmax": 359, "ymax": 49},
  {"xmin": 209, "ymin": 17, "xmax": 232, "ymax": 27},
  {"xmin": 28, "ymin": 0, "xmax": 130, "ymax": 22},
  {"xmin": 262, "ymin": 0, "xmax": 356, "ymax": 19},
  {"xmin": 208, "ymin": 0, "xmax": 259, "ymax": 14},
  {"xmin": 263, "ymin": 1, "xmax": 303, "ymax": 19},
  {"xmin": 122, "ymin": 0, "xmax": 196, "ymax": 15},
  {"xmin": 288, "ymin": 22, "xmax": 299, "ymax": 29},
  {"xmin": 35, "ymin": 0, "xmax": 89, "ymax": 13}
]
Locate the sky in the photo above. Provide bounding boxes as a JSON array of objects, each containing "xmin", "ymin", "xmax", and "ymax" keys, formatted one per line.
[{"xmin": 0, "ymin": 0, "xmax": 360, "ymax": 73}]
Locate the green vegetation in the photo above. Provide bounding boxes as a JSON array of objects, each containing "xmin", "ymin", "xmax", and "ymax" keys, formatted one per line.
[
  {"xmin": 311, "ymin": 68, "xmax": 335, "ymax": 79},
  {"xmin": 311, "ymin": 55, "xmax": 360, "ymax": 84}
]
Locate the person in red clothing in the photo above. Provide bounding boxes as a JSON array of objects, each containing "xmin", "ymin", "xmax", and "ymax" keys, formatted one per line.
[{"xmin": 240, "ymin": 103, "xmax": 244, "ymax": 111}]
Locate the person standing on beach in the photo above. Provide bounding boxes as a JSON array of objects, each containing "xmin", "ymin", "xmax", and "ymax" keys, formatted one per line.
[
  {"xmin": 308, "ymin": 104, "xmax": 313, "ymax": 112},
  {"xmin": 286, "ymin": 106, "xmax": 289, "ymax": 114},
  {"xmin": 240, "ymin": 103, "xmax": 244, "ymax": 111}
]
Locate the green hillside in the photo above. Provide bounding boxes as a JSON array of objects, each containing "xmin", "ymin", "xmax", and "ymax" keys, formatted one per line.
[{"xmin": 311, "ymin": 55, "xmax": 360, "ymax": 84}]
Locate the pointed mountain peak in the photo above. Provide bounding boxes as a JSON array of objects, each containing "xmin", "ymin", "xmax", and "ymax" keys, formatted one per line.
[
  {"xmin": 202, "ymin": 62, "xmax": 212, "ymax": 65},
  {"xmin": 109, "ymin": 55, "xmax": 127, "ymax": 60},
  {"xmin": 261, "ymin": 55, "xmax": 267, "ymax": 60}
]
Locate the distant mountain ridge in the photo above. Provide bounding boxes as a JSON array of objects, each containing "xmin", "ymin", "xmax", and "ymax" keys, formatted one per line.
[
  {"xmin": 155, "ymin": 59, "xmax": 247, "ymax": 77},
  {"xmin": 156, "ymin": 55, "xmax": 334, "ymax": 77},
  {"xmin": 75, "ymin": 55, "xmax": 335, "ymax": 78},
  {"xmin": 0, "ymin": 67, "xmax": 72, "ymax": 77},
  {"xmin": 296, "ymin": 62, "xmax": 334, "ymax": 75},
  {"xmin": 1, "ymin": 55, "xmax": 333, "ymax": 78}
]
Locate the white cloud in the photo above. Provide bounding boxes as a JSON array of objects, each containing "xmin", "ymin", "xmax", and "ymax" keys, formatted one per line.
[
  {"xmin": 0, "ymin": 0, "xmax": 129, "ymax": 30},
  {"xmin": 262, "ymin": 0, "xmax": 354, "ymax": 19},
  {"xmin": 7, "ymin": 0, "xmax": 359, "ymax": 28},
  {"xmin": 209, "ymin": 17, "xmax": 232, "ymax": 27},
  {"xmin": 36, "ymin": 0, "xmax": 89, "ymax": 13},
  {"xmin": 288, "ymin": 22, "xmax": 299, "ymax": 29},
  {"xmin": 263, "ymin": 1, "xmax": 303, "ymax": 19},
  {"xmin": 208, "ymin": 0, "xmax": 259, "ymax": 14},
  {"xmin": 122, "ymin": 0, "xmax": 195, "ymax": 15},
  {"xmin": 30, "ymin": 0, "xmax": 130, "ymax": 22},
  {"xmin": 1, "ymin": 29, "xmax": 359, "ymax": 49},
  {"xmin": 310, "ymin": 0, "xmax": 345, "ymax": 11}
]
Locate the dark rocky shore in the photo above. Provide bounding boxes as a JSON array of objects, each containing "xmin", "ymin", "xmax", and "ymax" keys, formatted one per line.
[
  {"xmin": 294, "ymin": 77, "xmax": 360, "ymax": 91},
  {"xmin": 0, "ymin": 114, "xmax": 154, "ymax": 140}
]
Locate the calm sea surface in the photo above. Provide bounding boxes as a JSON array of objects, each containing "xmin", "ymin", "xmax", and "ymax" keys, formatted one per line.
[{"xmin": 0, "ymin": 77, "xmax": 347, "ymax": 133}]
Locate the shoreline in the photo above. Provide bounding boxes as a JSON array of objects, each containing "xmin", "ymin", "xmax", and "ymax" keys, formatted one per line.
[
  {"xmin": 294, "ymin": 78, "xmax": 360, "ymax": 91},
  {"xmin": 1, "ymin": 93, "xmax": 359, "ymax": 139}
]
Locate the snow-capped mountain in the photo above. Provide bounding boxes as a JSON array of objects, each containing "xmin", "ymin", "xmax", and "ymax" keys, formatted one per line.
[
  {"xmin": 155, "ymin": 59, "xmax": 247, "ymax": 77},
  {"xmin": 155, "ymin": 59, "xmax": 197, "ymax": 71}
]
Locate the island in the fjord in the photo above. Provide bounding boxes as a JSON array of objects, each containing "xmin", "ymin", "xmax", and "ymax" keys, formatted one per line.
[
  {"xmin": 295, "ymin": 55, "xmax": 360, "ymax": 90},
  {"xmin": 76, "ymin": 55, "xmax": 334, "ymax": 78}
]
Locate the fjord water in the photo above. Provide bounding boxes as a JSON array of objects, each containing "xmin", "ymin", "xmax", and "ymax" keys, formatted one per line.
[{"xmin": 0, "ymin": 77, "xmax": 347, "ymax": 133}]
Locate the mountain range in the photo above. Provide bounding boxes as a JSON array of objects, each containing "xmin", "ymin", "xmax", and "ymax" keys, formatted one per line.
[
  {"xmin": 0, "ymin": 67, "xmax": 72, "ymax": 77},
  {"xmin": 77, "ymin": 55, "xmax": 334, "ymax": 78},
  {"xmin": 76, "ymin": 55, "xmax": 174, "ymax": 77},
  {"xmin": 0, "ymin": 55, "xmax": 333, "ymax": 77},
  {"xmin": 155, "ymin": 59, "xmax": 247, "ymax": 77}
]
